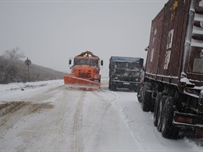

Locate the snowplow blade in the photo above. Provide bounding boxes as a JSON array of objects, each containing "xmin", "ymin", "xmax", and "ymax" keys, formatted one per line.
[{"xmin": 64, "ymin": 75, "xmax": 100, "ymax": 91}]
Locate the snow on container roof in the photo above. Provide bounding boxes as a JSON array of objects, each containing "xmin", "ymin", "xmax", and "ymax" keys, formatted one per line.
[{"xmin": 110, "ymin": 56, "xmax": 142, "ymax": 63}]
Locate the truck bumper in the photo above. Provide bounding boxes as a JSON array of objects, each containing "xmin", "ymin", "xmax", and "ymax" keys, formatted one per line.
[
  {"xmin": 173, "ymin": 111, "xmax": 203, "ymax": 130},
  {"xmin": 112, "ymin": 80, "xmax": 140, "ymax": 89}
]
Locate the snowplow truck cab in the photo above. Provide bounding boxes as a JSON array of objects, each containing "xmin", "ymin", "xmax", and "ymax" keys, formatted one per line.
[{"xmin": 64, "ymin": 51, "xmax": 103, "ymax": 90}]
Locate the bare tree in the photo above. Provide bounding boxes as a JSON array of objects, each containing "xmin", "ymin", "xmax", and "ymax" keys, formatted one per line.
[
  {"xmin": 0, "ymin": 56, "xmax": 18, "ymax": 84},
  {"xmin": 3, "ymin": 47, "xmax": 25, "ymax": 60}
]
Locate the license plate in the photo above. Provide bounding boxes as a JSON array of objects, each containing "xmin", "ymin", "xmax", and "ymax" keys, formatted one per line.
[{"xmin": 123, "ymin": 82, "xmax": 130, "ymax": 85}]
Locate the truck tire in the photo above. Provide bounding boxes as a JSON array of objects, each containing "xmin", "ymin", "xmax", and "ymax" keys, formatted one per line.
[
  {"xmin": 137, "ymin": 85, "xmax": 142, "ymax": 103},
  {"xmin": 109, "ymin": 84, "xmax": 112, "ymax": 90},
  {"xmin": 132, "ymin": 86, "xmax": 138, "ymax": 92},
  {"xmin": 157, "ymin": 95, "xmax": 167, "ymax": 132},
  {"xmin": 161, "ymin": 97, "xmax": 179, "ymax": 139},
  {"xmin": 108, "ymin": 79, "xmax": 111, "ymax": 90},
  {"xmin": 109, "ymin": 79, "xmax": 113, "ymax": 90},
  {"xmin": 153, "ymin": 92, "xmax": 162, "ymax": 127},
  {"xmin": 109, "ymin": 84, "xmax": 111, "ymax": 90},
  {"xmin": 141, "ymin": 83, "xmax": 152, "ymax": 112},
  {"xmin": 112, "ymin": 84, "xmax": 117, "ymax": 91}
]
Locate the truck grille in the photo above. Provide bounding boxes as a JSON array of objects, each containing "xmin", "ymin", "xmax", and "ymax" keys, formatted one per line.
[
  {"xmin": 78, "ymin": 72, "xmax": 91, "ymax": 78},
  {"xmin": 115, "ymin": 69, "xmax": 140, "ymax": 77}
]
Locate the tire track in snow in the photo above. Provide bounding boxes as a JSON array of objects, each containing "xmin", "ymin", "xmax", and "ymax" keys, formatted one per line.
[
  {"xmin": 83, "ymin": 91, "xmax": 118, "ymax": 150},
  {"xmin": 70, "ymin": 91, "xmax": 86, "ymax": 152},
  {"xmin": 120, "ymin": 105, "xmax": 147, "ymax": 151},
  {"xmin": 17, "ymin": 89, "xmax": 86, "ymax": 152},
  {"xmin": 82, "ymin": 91, "xmax": 143, "ymax": 151},
  {"xmin": 16, "ymin": 90, "xmax": 69, "ymax": 151},
  {"xmin": 101, "ymin": 90, "xmax": 146, "ymax": 151}
]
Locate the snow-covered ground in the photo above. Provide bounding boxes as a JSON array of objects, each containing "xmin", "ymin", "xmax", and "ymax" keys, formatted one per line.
[{"xmin": 0, "ymin": 78, "xmax": 202, "ymax": 151}]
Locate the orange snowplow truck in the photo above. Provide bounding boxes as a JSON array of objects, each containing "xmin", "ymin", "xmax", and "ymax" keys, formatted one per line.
[{"xmin": 64, "ymin": 51, "xmax": 103, "ymax": 90}]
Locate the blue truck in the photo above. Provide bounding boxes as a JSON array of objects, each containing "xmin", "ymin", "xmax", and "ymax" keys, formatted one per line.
[{"xmin": 108, "ymin": 56, "xmax": 144, "ymax": 91}]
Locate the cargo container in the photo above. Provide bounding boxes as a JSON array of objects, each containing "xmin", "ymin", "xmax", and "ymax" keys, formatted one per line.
[{"xmin": 138, "ymin": 0, "xmax": 203, "ymax": 139}]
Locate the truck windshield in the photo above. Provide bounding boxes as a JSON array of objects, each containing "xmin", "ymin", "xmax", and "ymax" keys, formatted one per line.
[
  {"xmin": 115, "ymin": 62, "xmax": 140, "ymax": 70},
  {"xmin": 74, "ymin": 59, "xmax": 98, "ymax": 67}
]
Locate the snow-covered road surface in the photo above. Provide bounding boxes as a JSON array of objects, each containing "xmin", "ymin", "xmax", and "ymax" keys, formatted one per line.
[{"xmin": 0, "ymin": 78, "xmax": 202, "ymax": 151}]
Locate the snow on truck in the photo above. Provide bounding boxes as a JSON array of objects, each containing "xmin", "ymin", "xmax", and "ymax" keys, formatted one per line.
[
  {"xmin": 109, "ymin": 56, "xmax": 144, "ymax": 91},
  {"xmin": 138, "ymin": 0, "xmax": 203, "ymax": 139},
  {"xmin": 64, "ymin": 51, "xmax": 103, "ymax": 90}
]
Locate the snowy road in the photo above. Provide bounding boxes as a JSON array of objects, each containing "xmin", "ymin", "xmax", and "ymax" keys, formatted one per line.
[{"xmin": 0, "ymin": 79, "xmax": 202, "ymax": 151}]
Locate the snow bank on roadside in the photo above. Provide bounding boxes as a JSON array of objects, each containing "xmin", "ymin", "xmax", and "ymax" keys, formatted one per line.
[
  {"xmin": 0, "ymin": 79, "xmax": 63, "ymax": 92},
  {"xmin": 0, "ymin": 79, "xmax": 64, "ymax": 102}
]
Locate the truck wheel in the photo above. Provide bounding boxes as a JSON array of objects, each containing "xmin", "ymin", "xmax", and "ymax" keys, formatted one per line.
[
  {"xmin": 109, "ymin": 84, "xmax": 111, "ymax": 90},
  {"xmin": 111, "ymin": 84, "xmax": 117, "ymax": 91},
  {"xmin": 153, "ymin": 92, "xmax": 162, "ymax": 127},
  {"xmin": 157, "ymin": 95, "xmax": 167, "ymax": 132},
  {"xmin": 132, "ymin": 86, "xmax": 138, "ymax": 92},
  {"xmin": 141, "ymin": 85, "xmax": 151, "ymax": 112},
  {"xmin": 108, "ymin": 79, "xmax": 111, "ymax": 90},
  {"xmin": 109, "ymin": 79, "xmax": 112, "ymax": 90},
  {"xmin": 137, "ymin": 85, "xmax": 142, "ymax": 103},
  {"xmin": 161, "ymin": 97, "xmax": 179, "ymax": 139}
]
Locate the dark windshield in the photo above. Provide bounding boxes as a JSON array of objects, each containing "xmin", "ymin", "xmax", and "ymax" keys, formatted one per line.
[
  {"xmin": 115, "ymin": 62, "xmax": 126, "ymax": 68},
  {"xmin": 74, "ymin": 59, "xmax": 98, "ymax": 67},
  {"xmin": 115, "ymin": 62, "xmax": 140, "ymax": 70}
]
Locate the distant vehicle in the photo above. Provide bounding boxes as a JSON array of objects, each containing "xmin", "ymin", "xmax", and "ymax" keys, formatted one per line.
[
  {"xmin": 108, "ymin": 56, "xmax": 144, "ymax": 91},
  {"xmin": 64, "ymin": 51, "xmax": 103, "ymax": 90},
  {"xmin": 138, "ymin": 0, "xmax": 203, "ymax": 139}
]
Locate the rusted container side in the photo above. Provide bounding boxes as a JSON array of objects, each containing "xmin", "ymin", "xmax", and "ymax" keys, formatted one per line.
[
  {"xmin": 146, "ymin": 0, "xmax": 203, "ymax": 86},
  {"xmin": 157, "ymin": 0, "xmax": 191, "ymax": 84},
  {"xmin": 145, "ymin": 7, "xmax": 165, "ymax": 79}
]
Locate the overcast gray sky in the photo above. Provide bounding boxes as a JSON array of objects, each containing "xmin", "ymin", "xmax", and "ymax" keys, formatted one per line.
[{"xmin": 0, "ymin": 0, "xmax": 167, "ymax": 77}]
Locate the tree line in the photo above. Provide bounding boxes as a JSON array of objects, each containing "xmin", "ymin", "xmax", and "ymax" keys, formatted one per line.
[{"xmin": 0, "ymin": 47, "xmax": 67, "ymax": 84}]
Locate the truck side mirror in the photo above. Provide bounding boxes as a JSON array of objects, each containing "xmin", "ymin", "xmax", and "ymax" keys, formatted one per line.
[
  {"xmin": 69, "ymin": 59, "xmax": 72, "ymax": 65},
  {"xmin": 69, "ymin": 58, "xmax": 74, "ymax": 69},
  {"xmin": 139, "ymin": 58, "xmax": 144, "ymax": 67}
]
